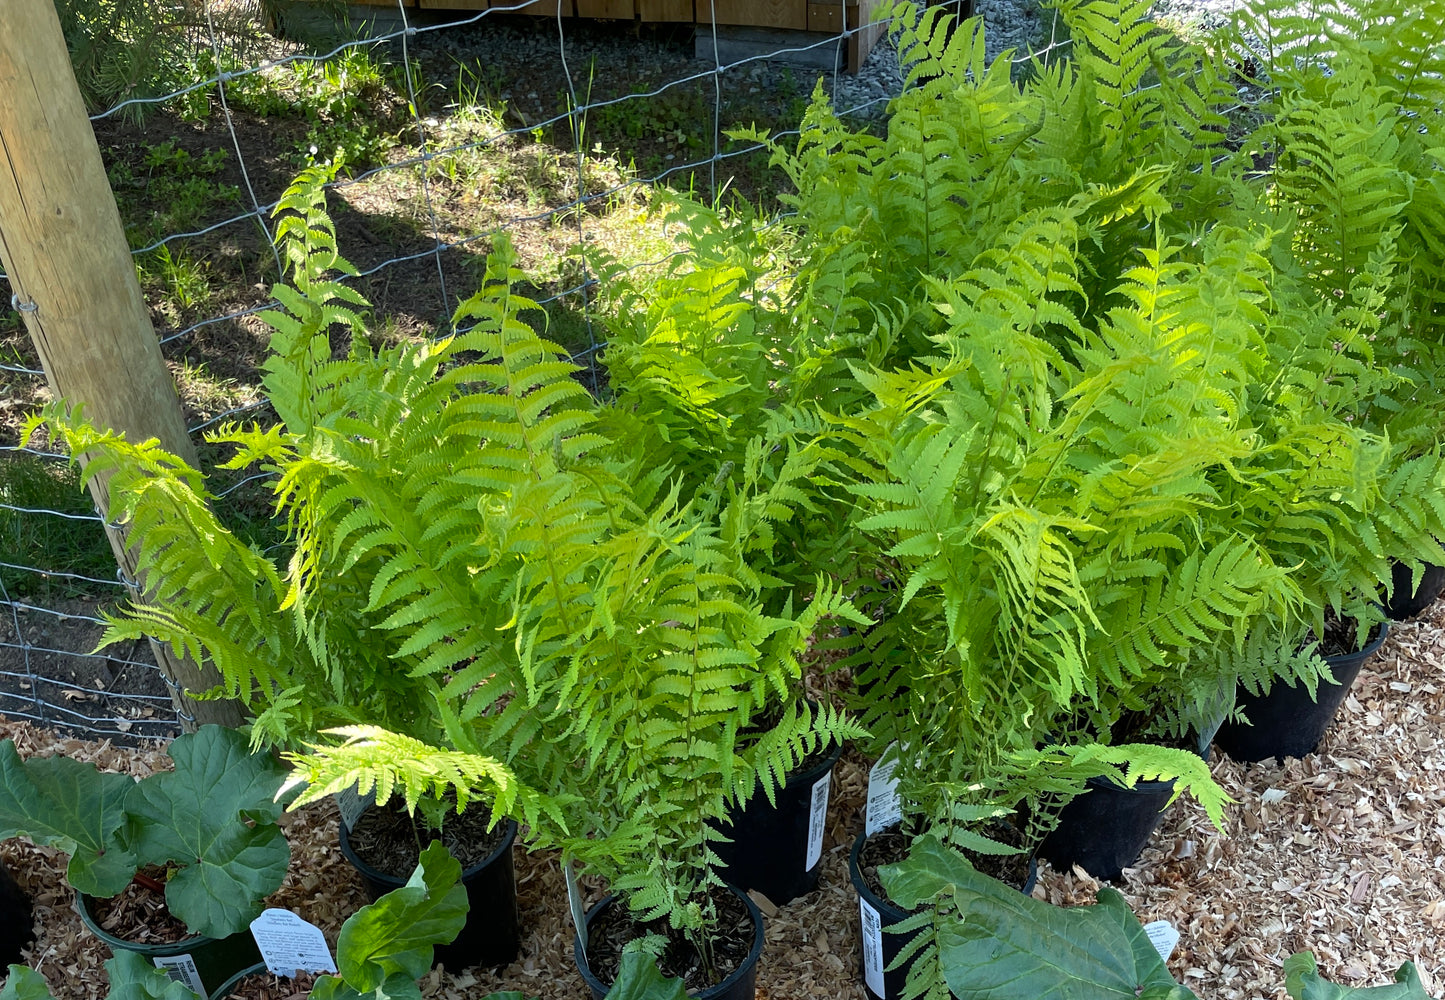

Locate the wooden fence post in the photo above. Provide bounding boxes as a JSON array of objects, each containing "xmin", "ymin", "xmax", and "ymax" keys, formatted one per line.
[{"xmin": 0, "ymin": 0, "xmax": 245, "ymax": 731}]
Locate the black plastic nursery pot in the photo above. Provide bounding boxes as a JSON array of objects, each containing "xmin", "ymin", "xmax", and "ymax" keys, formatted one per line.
[
  {"xmin": 207, "ymin": 962, "xmax": 265, "ymax": 1000},
  {"xmin": 77, "ymin": 893, "xmax": 262, "ymax": 998},
  {"xmin": 338, "ymin": 811, "xmax": 521, "ymax": 970},
  {"xmin": 1036, "ymin": 773, "xmax": 1179, "ymax": 882},
  {"xmin": 1038, "ymin": 734, "xmax": 1210, "ymax": 882},
  {"xmin": 712, "ymin": 738, "xmax": 844, "ymax": 905},
  {"xmin": 573, "ymin": 886, "xmax": 765, "ymax": 1000},
  {"xmin": 1385, "ymin": 560, "xmax": 1445, "ymax": 620},
  {"xmin": 1, "ymin": 860, "xmax": 34, "ymax": 966},
  {"xmin": 1215, "ymin": 622, "xmax": 1390, "ymax": 763},
  {"xmin": 849, "ymin": 829, "xmax": 1037, "ymax": 1000},
  {"xmin": 206, "ymin": 963, "xmax": 328, "ymax": 1000}
]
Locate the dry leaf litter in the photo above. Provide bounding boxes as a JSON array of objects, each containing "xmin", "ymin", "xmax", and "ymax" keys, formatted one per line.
[{"xmin": 4, "ymin": 602, "xmax": 1444, "ymax": 1000}]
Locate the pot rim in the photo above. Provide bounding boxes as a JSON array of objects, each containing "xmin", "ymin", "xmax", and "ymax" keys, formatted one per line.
[
  {"xmin": 76, "ymin": 891, "xmax": 214, "ymax": 955},
  {"xmin": 1322, "ymin": 618, "xmax": 1389, "ymax": 665},
  {"xmin": 206, "ymin": 961, "xmax": 267, "ymax": 1000},
  {"xmin": 572, "ymin": 884, "xmax": 765, "ymax": 999},
  {"xmin": 338, "ymin": 808, "xmax": 518, "ymax": 886}
]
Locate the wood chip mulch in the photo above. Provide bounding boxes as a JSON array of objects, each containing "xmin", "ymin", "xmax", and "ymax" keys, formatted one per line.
[{"xmin": 4, "ymin": 602, "xmax": 1443, "ymax": 1000}]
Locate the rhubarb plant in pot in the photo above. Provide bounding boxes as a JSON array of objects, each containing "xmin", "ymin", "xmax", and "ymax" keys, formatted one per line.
[{"xmin": 0, "ymin": 725, "xmax": 289, "ymax": 996}]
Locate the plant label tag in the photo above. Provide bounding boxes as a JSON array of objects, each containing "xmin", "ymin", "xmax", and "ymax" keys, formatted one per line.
[
  {"xmin": 250, "ymin": 908, "xmax": 338, "ymax": 976},
  {"xmin": 334, "ymin": 785, "xmax": 368, "ymax": 832},
  {"xmin": 564, "ymin": 859, "xmax": 588, "ymax": 956},
  {"xmin": 805, "ymin": 770, "xmax": 832, "ymax": 871},
  {"xmin": 1143, "ymin": 920, "xmax": 1179, "ymax": 962},
  {"xmin": 859, "ymin": 897, "xmax": 885, "ymax": 998},
  {"xmin": 152, "ymin": 954, "xmax": 205, "ymax": 997},
  {"xmin": 865, "ymin": 745, "xmax": 902, "ymax": 836}
]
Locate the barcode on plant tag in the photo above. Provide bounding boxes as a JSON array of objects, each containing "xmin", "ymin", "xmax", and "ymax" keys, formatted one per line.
[
  {"xmin": 152, "ymin": 953, "xmax": 205, "ymax": 997},
  {"xmin": 865, "ymin": 744, "xmax": 902, "ymax": 836},
  {"xmin": 860, "ymin": 897, "xmax": 885, "ymax": 998},
  {"xmin": 805, "ymin": 771, "xmax": 832, "ymax": 871}
]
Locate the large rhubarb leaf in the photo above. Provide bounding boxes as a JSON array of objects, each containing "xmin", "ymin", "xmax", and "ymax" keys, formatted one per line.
[
  {"xmin": 1284, "ymin": 952, "xmax": 1438, "ymax": 1000},
  {"xmin": 1, "ymin": 955, "xmax": 200, "ymax": 1000},
  {"xmin": 104, "ymin": 952, "xmax": 201, "ymax": 1000},
  {"xmin": 0, "ymin": 741, "xmax": 135, "ymax": 897},
  {"xmin": 0, "ymin": 965, "xmax": 56, "ymax": 1000},
  {"xmin": 881, "ymin": 834, "xmax": 1198, "ymax": 1000},
  {"xmin": 603, "ymin": 953, "xmax": 690, "ymax": 1000},
  {"xmin": 310, "ymin": 841, "xmax": 469, "ymax": 1000},
  {"xmin": 125, "ymin": 726, "xmax": 290, "ymax": 939}
]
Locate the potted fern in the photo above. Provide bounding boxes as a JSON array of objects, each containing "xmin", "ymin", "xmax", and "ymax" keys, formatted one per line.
[
  {"xmin": 588, "ymin": 200, "xmax": 867, "ymax": 906},
  {"xmin": 509, "ymin": 478, "xmax": 864, "ymax": 997},
  {"xmin": 1189, "ymin": 0, "xmax": 1445, "ymax": 759},
  {"xmin": 29, "ymin": 170, "xmax": 576, "ymax": 971}
]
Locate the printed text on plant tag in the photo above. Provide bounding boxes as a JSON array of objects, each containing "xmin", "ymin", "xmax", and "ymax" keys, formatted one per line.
[
  {"xmin": 806, "ymin": 771, "xmax": 832, "ymax": 871},
  {"xmin": 1143, "ymin": 920, "xmax": 1180, "ymax": 962},
  {"xmin": 251, "ymin": 908, "xmax": 338, "ymax": 976},
  {"xmin": 860, "ymin": 897, "xmax": 885, "ymax": 998},
  {"xmin": 152, "ymin": 954, "xmax": 205, "ymax": 997}
]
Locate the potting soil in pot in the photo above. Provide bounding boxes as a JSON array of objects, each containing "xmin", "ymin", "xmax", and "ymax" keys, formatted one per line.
[
  {"xmin": 212, "ymin": 969, "xmax": 318, "ymax": 1000},
  {"xmin": 88, "ymin": 866, "xmax": 189, "ymax": 945},
  {"xmin": 583, "ymin": 887, "xmax": 755, "ymax": 994},
  {"xmin": 344, "ymin": 802, "xmax": 507, "ymax": 874}
]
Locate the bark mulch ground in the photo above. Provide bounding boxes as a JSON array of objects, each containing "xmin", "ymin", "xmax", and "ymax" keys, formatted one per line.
[{"xmin": 4, "ymin": 602, "xmax": 1443, "ymax": 999}]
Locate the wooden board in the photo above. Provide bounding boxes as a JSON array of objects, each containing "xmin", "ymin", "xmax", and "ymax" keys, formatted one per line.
[
  {"xmin": 806, "ymin": 0, "xmax": 853, "ymax": 34},
  {"xmin": 702, "ymin": 0, "xmax": 806, "ymax": 31},
  {"xmin": 575, "ymin": 0, "xmax": 634, "ymax": 17},
  {"xmin": 417, "ymin": 0, "xmax": 485, "ymax": 8},
  {"xmin": 514, "ymin": 0, "xmax": 575, "ymax": 14},
  {"xmin": 637, "ymin": 0, "xmax": 691, "ymax": 19}
]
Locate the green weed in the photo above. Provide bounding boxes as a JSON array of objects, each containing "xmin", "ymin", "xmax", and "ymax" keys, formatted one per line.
[
  {"xmin": 107, "ymin": 139, "xmax": 241, "ymax": 249},
  {"xmin": 0, "ymin": 456, "xmax": 116, "ymax": 599}
]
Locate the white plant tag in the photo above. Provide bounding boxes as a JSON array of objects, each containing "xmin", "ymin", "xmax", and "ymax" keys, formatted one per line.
[
  {"xmin": 250, "ymin": 908, "xmax": 338, "ymax": 976},
  {"xmin": 564, "ymin": 859, "xmax": 588, "ymax": 956},
  {"xmin": 334, "ymin": 785, "xmax": 368, "ymax": 832},
  {"xmin": 865, "ymin": 744, "xmax": 902, "ymax": 836},
  {"xmin": 805, "ymin": 770, "xmax": 832, "ymax": 871},
  {"xmin": 152, "ymin": 954, "xmax": 205, "ymax": 997},
  {"xmin": 859, "ymin": 897, "xmax": 886, "ymax": 998},
  {"xmin": 1143, "ymin": 920, "xmax": 1180, "ymax": 962}
]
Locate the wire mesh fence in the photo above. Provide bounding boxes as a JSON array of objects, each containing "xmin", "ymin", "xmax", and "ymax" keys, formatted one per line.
[{"xmin": 0, "ymin": 0, "xmax": 1091, "ymax": 743}]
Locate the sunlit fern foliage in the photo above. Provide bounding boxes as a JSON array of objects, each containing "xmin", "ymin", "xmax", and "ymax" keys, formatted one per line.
[
  {"xmin": 799, "ymin": 213, "xmax": 1307, "ymax": 854},
  {"xmin": 36, "ymin": 168, "xmax": 868, "ymax": 946},
  {"xmin": 1220, "ymin": 0, "xmax": 1445, "ymax": 456},
  {"xmin": 729, "ymin": 0, "xmax": 1241, "ymax": 392}
]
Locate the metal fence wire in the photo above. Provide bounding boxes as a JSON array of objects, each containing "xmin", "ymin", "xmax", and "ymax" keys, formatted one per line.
[{"xmin": 0, "ymin": 0, "xmax": 1096, "ymax": 743}]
